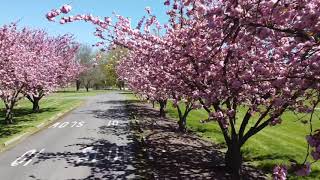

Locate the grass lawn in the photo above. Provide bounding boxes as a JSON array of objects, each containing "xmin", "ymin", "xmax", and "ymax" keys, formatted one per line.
[
  {"xmin": 160, "ymin": 100, "xmax": 320, "ymax": 179},
  {"xmin": 0, "ymin": 89, "xmax": 108, "ymax": 148},
  {"xmin": 122, "ymin": 90, "xmax": 320, "ymax": 179}
]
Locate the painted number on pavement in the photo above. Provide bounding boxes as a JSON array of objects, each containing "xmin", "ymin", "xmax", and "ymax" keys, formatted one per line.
[
  {"xmin": 107, "ymin": 120, "xmax": 119, "ymax": 127},
  {"xmin": 76, "ymin": 147, "xmax": 98, "ymax": 164},
  {"xmin": 49, "ymin": 121, "xmax": 85, "ymax": 129},
  {"xmin": 107, "ymin": 146, "xmax": 128, "ymax": 162},
  {"xmin": 76, "ymin": 146, "xmax": 129, "ymax": 164},
  {"xmin": 11, "ymin": 149, "xmax": 45, "ymax": 167}
]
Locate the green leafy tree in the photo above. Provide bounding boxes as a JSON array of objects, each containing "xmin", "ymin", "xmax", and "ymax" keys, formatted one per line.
[{"xmin": 101, "ymin": 47, "xmax": 127, "ymax": 89}]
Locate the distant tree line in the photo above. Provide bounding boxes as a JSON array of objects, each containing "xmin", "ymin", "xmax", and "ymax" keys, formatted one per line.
[{"xmin": 75, "ymin": 45, "xmax": 126, "ymax": 92}]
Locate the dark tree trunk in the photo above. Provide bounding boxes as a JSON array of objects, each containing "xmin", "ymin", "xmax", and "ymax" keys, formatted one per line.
[
  {"xmin": 178, "ymin": 116, "xmax": 187, "ymax": 132},
  {"xmin": 152, "ymin": 101, "xmax": 155, "ymax": 108},
  {"xmin": 32, "ymin": 98, "xmax": 40, "ymax": 113},
  {"xmin": 176, "ymin": 102, "xmax": 193, "ymax": 133},
  {"xmin": 159, "ymin": 100, "xmax": 167, "ymax": 117},
  {"xmin": 85, "ymin": 86, "xmax": 89, "ymax": 92},
  {"xmin": 225, "ymin": 140, "xmax": 242, "ymax": 180},
  {"xmin": 5, "ymin": 105, "xmax": 14, "ymax": 124},
  {"xmin": 76, "ymin": 80, "xmax": 81, "ymax": 91},
  {"xmin": 26, "ymin": 95, "xmax": 42, "ymax": 113}
]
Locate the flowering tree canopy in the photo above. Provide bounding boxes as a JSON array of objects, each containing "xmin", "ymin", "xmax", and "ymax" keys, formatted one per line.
[
  {"xmin": 0, "ymin": 23, "xmax": 80, "ymax": 121},
  {"xmin": 25, "ymin": 32, "xmax": 80, "ymax": 112},
  {"xmin": 47, "ymin": 0, "xmax": 320, "ymax": 178}
]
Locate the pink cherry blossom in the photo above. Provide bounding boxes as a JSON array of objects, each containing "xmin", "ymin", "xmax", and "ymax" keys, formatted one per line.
[
  {"xmin": 46, "ymin": 1, "xmax": 320, "ymax": 178},
  {"xmin": 273, "ymin": 165, "xmax": 287, "ymax": 180},
  {"xmin": 61, "ymin": 4, "xmax": 72, "ymax": 14},
  {"xmin": 0, "ymin": 23, "xmax": 80, "ymax": 120}
]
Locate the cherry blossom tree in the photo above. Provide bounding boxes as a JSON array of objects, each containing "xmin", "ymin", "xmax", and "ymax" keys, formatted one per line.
[
  {"xmin": 24, "ymin": 34, "xmax": 80, "ymax": 112},
  {"xmin": 47, "ymin": 1, "xmax": 320, "ymax": 178},
  {"xmin": 0, "ymin": 23, "xmax": 80, "ymax": 122},
  {"xmin": 0, "ymin": 24, "xmax": 31, "ymax": 123}
]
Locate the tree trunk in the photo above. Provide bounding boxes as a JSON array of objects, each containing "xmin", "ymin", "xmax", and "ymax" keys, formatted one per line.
[
  {"xmin": 159, "ymin": 100, "xmax": 167, "ymax": 117},
  {"xmin": 76, "ymin": 80, "xmax": 81, "ymax": 91},
  {"xmin": 225, "ymin": 140, "xmax": 242, "ymax": 180},
  {"xmin": 178, "ymin": 116, "xmax": 187, "ymax": 132},
  {"xmin": 5, "ymin": 107, "xmax": 14, "ymax": 124},
  {"xmin": 176, "ymin": 103, "xmax": 193, "ymax": 133},
  {"xmin": 32, "ymin": 98, "xmax": 40, "ymax": 113},
  {"xmin": 26, "ymin": 95, "xmax": 42, "ymax": 113},
  {"xmin": 85, "ymin": 86, "xmax": 89, "ymax": 92}
]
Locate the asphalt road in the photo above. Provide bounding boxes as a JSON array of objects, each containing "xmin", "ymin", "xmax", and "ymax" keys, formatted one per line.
[{"xmin": 0, "ymin": 91, "xmax": 140, "ymax": 180}]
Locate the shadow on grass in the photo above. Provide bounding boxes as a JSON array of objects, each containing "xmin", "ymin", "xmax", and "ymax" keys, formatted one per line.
[
  {"xmin": 119, "ymin": 92, "xmax": 134, "ymax": 95},
  {"xmin": 126, "ymin": 103, "xmax": 267, "ymax": 179},
  {"xmin": 243, "ymin": 152, "xmax": 295, "ymax": 172},
  {"xmin": 54, "ymin": 90, "xmax": 79, "ymax": 93},
  {"xmin": 0, "ymin": 107, "xmax": 58, "ymax": 123},
  {"xmin": 243, "ymin": 152, "xmax": 320, "ymax": 179},
  {"xmin": 0, "ymin": 107, "xmax": 58, "ymax": 139}
]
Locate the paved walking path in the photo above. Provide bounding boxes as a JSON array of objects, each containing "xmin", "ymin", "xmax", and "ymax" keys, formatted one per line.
[{"xmin": 0, "ymin": 92, "xmax": 139, "ymax": 180}]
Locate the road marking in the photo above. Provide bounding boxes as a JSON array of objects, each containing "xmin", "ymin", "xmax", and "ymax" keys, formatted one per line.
[
  {"xmin": 11, "ymin": 148, "xmax": 45, "ymax": 167},
  {"xmin": 49, "ymin": 122, "xmax": 60, "ymax": 128},
  {"xmin": 107, "ymin": 146, "xmax": 129, "ymax": 162},
  {"xmin": 23, "ymin": 149, "xmax": 45, "ymax": 166},
  {"xmin": 76, "ymin": 146, "xmax": 130, "ymax": 164},
  {"xmin": 77, "ymin": 147, "xmax": 98, "ymax": 164},
  {"xmin": 59, "ymin": 122, "xmax": 69, "ymax": 128},
  {"xmin": 76, "ymin": 121, "xmax": 85, "ymax": 128},
  {"xmin": 107, "ymin": 120, "xmax": 119, "ymax": 127},
  {"xmin": 70, "ymin": 121, "xmax": 78, "ymax": 127},
  {"xmin": 49, "ymin": 121, "xmax": 85, "ymax": 129}
]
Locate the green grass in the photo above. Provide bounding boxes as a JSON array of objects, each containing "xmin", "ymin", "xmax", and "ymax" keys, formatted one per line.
[
  {"xmin": 0, "ymin": 89, "xmax": 108, "ymax": 147},
  {"xmin": 161, "ymin": 101, "xmax": 320, "ymax": 179}
]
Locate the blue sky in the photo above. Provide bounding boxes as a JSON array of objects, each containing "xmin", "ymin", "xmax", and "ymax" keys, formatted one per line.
[{"xmin": 0, "ymin": 0, "xmax": 167, "ymax": 45}]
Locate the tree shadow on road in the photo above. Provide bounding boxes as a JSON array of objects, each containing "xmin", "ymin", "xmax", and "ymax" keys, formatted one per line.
[
  {"xmin": 96, "ymin": 100, "xmax": 141, "ymax": 105},
  {"xmin": 26, "ymin": 98, "xmax": 267, "ymax": 180},
  {"xmin": 29, "ymin": 100, "xmax": 152, "ymax": 180},
  {"xmin": 31, "ymin": 138, "xmax": 152, "ymax": 179}
]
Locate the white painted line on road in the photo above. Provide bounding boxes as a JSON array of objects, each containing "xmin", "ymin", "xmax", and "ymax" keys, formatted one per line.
[
  {"xmin": 76, "ymin": 121, "xmax": 85, "ymax": 128},
  {"xmin": 49, "ymin": 121, "xmax": 85, "ymax": 129},
  {"xmin": 59, "ymin": 122, "xmax": 69, "ymax": 128},
  {"xmin": 11, "ymin": 148, "xmax": 45, "ymax": 167},
  {"xmin": 77, "ymin": 147, "xmax": 98, "ymax": 164},
  {"xmin": 107, "ymin": 120, "xmax": 119, "ymax": 127},
  {"xmin": 70, "ymin": 121, "xmax": 78, "ymax": 127},
  {"xmin": 23, "ymin": 148, "xmax": 45, "ymax": 166}
]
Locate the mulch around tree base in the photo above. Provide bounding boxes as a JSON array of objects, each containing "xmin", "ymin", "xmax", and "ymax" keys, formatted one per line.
[{"xmin": 126, "ymin": 102, "xmax": 267, "ymax": 180}]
